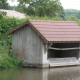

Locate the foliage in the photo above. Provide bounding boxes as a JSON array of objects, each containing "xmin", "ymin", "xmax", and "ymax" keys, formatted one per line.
[
  {"xmin": 0, "ymin": 11, "xmax": 80, "ymax": 69},
  {"xmin": 0, "ymin": 16, "xmax": 26, "ymax": 41},
  {"xmin": 64, "ymin": 9, "xmax": 80, "ymax": 19},
  {"xmin": 66, "ymin": 15, "xmax": 80, "ymax": 25},
  {"xmin": 0, "ymin": 16, "xmax": 26, "ymax": 54},
  {"xmin": 0, "ymin": 16, "xmax": 24, "ymax": 68},
  {"xmin": 0, "ymin": 15, "xmax": 61, "ymax": 43},
  {"xmin": 0, "ymin": 54, "xmax": 22, "ymax": 68},
  {"xmin": 16, "ymin": 0, "xmax": 63, "ymax": 17},
  {"xmin": 0, "ymin": 16, "xmax": 60, "ymax": 69},
  {"xmin": 0, "ymin": 11, "xmax": 7, "ymax": 18},
  {"xmin": 0, "ymin": 17, "xmax": 26, "ymax": 40},
  {"xmin": 0, "ymin": 0, "xmax": 10, "ymax": 9},
  {"xmin": 0, "ymin": 43, "xmax": 4, "ymax": 53},
  {"xmin": 0, "ymin": 14, "xmax": 80, "ymax": 55},
  {"xmin": 26, "ymin": 15, "xmax": 61, "ymax": 20}
]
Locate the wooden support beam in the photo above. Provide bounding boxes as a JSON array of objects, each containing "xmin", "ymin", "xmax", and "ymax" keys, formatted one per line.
[
  {"xmin": 47, "ymin": 43, "xmax": 53, "ymax": 50},
  {"xmin": 0, "ymin": 40, "xmax": 7, "ymax": 54},
  {"xmin": 49, "ymin": 47, "xmax": 80, "ymax": 50},
  {"xmin": 0, "ymin": 41, "xmax": 4, "ymax": 43},
  {"xmin": 3, "ymin": 41, "xmax": 6, "ymax": 54}
]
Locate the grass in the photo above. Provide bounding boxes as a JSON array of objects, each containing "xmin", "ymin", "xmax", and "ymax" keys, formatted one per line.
[{"xmin": 26, "ymin": 15, "xmax": 62, "ymax": 20}]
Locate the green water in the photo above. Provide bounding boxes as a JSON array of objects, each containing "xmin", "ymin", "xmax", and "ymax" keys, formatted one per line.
[{"xmin": 0, "ymin": 66, "xmax": 80, "ymax": 80}]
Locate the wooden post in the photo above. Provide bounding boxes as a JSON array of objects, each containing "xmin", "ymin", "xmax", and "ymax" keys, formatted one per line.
[
  {"xmin": 49, "ymin": 47, "xmax": 80, "ymax": 50},
  {"xmin": 0, "ymin": 41, "xmax": 4, "ymax": 53},
  {"xmin": 3, "ymin": 40, "xmax": 7, "ymax": 54}
]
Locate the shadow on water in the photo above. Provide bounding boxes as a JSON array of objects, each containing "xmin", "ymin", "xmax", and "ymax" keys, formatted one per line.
[{"xmin": 0, "ymin": 66, "xmax": 80, "ymax": 80}]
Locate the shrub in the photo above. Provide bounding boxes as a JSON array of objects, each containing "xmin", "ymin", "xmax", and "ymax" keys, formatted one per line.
[{"xmin": 0, "ymin": 54, "xmax": 22, "ymax": 69}]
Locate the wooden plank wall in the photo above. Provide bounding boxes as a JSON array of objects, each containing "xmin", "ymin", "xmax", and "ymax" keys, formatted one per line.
[{"xmin": 12, "ymin": 26, "xmax": 44, "ymax": 64}]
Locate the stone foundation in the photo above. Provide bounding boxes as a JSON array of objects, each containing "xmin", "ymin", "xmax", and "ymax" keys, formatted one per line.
[{"xmin": 22, "ymin": 62, "xmax": 49, "ymax": 68}]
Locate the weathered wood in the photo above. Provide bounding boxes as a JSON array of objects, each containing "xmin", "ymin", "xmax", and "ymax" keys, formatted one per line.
[
  {"xmin": 49, "ymin": 57, "xmax": 80, "ymax": 67},
  {"xmin": 49, "ymin": 47, "xmax": 80, "ymax": 50},
  {"xmin": 12, "ymin": 26, "xmax": 45, "ymax": 64},
  {"xmin": 49, "ymin": 57, "xmax": 79, "ymax": 63},
  {"xmin": 0, "ymin": 41, "xmax": 4, "ymax": 43},
  {"xmin": 47, "ymin": 43, "xmax": 53, "ymax": 50}
]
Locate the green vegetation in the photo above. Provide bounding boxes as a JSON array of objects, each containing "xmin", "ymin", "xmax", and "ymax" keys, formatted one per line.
[
  {"xmin": 26, "ymin": 15, "xmax": 62, "ymax": 20},
  {"xmin": 0, "ymin": 0, "xmax": 80, "ymax": 69},
  {"xmin": 0, "ymin": 0, "xmax": 10, "ymax": 9},
  {"xmin": 0, "ymin": 43, "xmax": 4, "ymax": 53},
  {"xmin": 0, "ymin": 15, "xmax": 80, "ymax": 69},
  {"xmin": 0, "ymin": 16, "xmax": 26, "ymax": 69},
  {"xmin": 0, "ymin": 16, "xmax": 26, "ymax": 41},
  {"xmin": 0, "ymin": 54, "xmax": 22, "ymax": 69},
  {"xmin": 0, "ymin": 16, "xmax": 26, "ymax": 54},
  {"xmin": 64, "ymin": 9, "xmax": 80, "ymax": 19},
  {"xmin": 16, "ymin": 0, "xmax": 63, "ymax": 17},
  {"xmin": 66, "ymin": 15, "xmax": 80, "ymax": 25},
  {"xmin": 0, "ymin": 15, "xmax": 62, "ymax": 69},
  {"xmin": 0, "ymin": 14, "xmax": 80, "ymax": 54}
]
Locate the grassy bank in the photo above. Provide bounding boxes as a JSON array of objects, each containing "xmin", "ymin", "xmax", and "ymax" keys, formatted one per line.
[{"xmin": 0, "ymin": 54, "xmax": 22, "ymax": 69}]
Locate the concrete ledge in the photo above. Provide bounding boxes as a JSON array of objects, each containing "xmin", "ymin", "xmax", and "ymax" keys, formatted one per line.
[
  {"xmin": 22, "ymin": 62, "xmax": 49, "ymax": 68},
  {"xmin": 50, "ymin": 62, "xmax": 80, "ymax": 67},
  {"xmin": 22, "ymin": 61, "xmax": 80, "ymax": 68}
]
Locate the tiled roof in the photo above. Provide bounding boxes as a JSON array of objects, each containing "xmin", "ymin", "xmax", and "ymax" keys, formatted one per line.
[
  {"xmin": 7, "ymin": 20, "xmax": 80, "ymax": 43},
  {"xmin": 0, "ymin": 9, "xmax": 26, "ymax": 18}
]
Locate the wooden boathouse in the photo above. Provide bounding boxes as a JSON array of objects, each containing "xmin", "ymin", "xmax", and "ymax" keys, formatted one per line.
[{"xmin": 7, "ymin": 20, "xmax": 80, "ymax": 68}]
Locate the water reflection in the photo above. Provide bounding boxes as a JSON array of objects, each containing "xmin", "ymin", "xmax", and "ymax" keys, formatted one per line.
[
  {"xmin": 0, "ymin": 66, "xmax": 80, "ymax": 80},
  {"xmin": 49, "ymin": 67, "xmax": 80, "ymax": 80}
]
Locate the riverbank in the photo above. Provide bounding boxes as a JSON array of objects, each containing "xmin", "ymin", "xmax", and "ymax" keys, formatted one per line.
[{"xmin": 0, "ymin": 54, "xmax": 22, "ymax": 69}]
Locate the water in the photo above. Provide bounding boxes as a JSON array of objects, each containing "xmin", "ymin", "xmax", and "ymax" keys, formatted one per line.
[{"xmin": 0, "ymin": 66, "xmax": 80, "ymax": 80}]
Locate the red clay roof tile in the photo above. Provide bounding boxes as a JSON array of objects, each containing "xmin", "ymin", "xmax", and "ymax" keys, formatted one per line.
[{"xmin": 7, "ymin": 20, "xmax": 80, "ymax": 42}]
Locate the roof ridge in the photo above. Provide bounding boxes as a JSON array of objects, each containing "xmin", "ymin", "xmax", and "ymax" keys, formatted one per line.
[{"xmin": 29, "ymin": 20, "xmax": 76, "ymax": 22}]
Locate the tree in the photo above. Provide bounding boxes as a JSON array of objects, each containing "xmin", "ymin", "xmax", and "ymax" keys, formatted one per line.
[
  {"xmin": 0, "ymin": 11, "xmax": 6, "ymax": 18},
  {"xmin": 64, "ymin": 9, "xmax": 80, "ymax": 19},
  {"xmin": 0, "ymin": 0, "xmax": 10, "ymax": 9},
  {"xmin": 16, "ymin": 0, "xmax": 63, "ymax": 17}
]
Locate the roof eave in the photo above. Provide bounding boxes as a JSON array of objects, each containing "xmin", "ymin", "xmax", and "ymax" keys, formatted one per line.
[
  {"xmin": 6, "ymin": 21, "xmax": 28, "ymax": 35},
  {"xmin": 28, "ymin": 20, "xmax": 48, "ymax": 43},
  {"xmin": 6, "ymin": 20, "xmax": 48, "ymax": 43},
  {"xmin": 48, "ymin": 41, "xmax": 80, "ymax": 43}
]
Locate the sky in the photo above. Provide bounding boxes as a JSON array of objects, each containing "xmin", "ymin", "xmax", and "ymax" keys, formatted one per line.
[
  {"xmin": 60, "ymin": 0, "xmax": 80, "ymax": 10},
  {"xmin": 7, "ymin": 0, "xmax": 19, "ymax": 6},
  {"xmin": 7, "ymin": 0, "xmax": 80, "ymax": 10}
]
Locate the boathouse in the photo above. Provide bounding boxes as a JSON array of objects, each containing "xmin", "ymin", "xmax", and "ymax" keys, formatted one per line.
[{"xmin": 7, "ymin": 20, "xmax": 80, "ymax": 68}]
